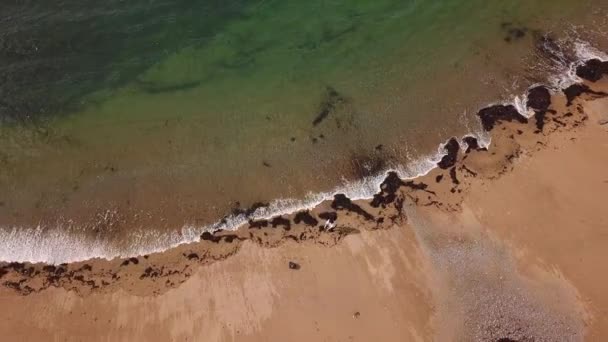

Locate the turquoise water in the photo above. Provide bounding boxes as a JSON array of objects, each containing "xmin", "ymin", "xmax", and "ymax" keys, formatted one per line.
[{"xmin": 1, "ymin": 0, "xmax": 607, "ymax": 261}]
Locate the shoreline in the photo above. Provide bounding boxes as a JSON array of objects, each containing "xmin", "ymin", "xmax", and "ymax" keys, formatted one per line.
[
  {"xmin": 0, "ymin": 55, "xmax": 607, "ymax": 342},
  {"xmin": 0, "ymin": 39, "xmax": 605, "ymax": 265},
  {"xmin": 0, "ymin": 56, "xmax": 606, "ymax": 296}
]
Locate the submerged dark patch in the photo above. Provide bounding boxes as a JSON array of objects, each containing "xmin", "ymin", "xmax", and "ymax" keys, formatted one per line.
[
  {"xmin": 350, "ymin": 153, "xmax": 387, "ymax": 180},
  {"xmin": 312, "ymin": 86, "xmax": 346, "ymax": 126},
  {"xmin": 136, "ymin": 80, "xmax": 201, "ymax": 94},
  {"xmin": 477, "ymin": 105, "xmax": 528, "ymax": 131},
  {"xmin": 501, "ymin": 23, "xmax": 528, "ymax": 43},
  {"xmin": 0, "ymin": 1, "xmax": 252, "ymax": 122}
]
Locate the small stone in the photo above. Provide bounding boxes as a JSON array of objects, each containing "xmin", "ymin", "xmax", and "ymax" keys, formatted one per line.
[
  {"xmin": 288, "ymin": 261, "xmax": 300, "ymax": 270},
  {"xmin": 353, "ymin": 311, "xmax": 361, "ymax": 319}
]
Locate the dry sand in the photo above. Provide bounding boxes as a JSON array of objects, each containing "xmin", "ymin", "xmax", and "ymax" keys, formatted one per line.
[{"xmin": 0, "ymin": 71, "xmax": 608, "ymax": 341}]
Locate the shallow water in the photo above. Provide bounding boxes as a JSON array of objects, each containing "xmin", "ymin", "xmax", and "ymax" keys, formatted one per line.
[{"xmin": 1, "ymin": 0, "xmax": 607, "ymax": 262}]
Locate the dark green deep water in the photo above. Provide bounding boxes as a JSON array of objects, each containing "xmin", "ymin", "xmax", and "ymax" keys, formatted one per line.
[{"xmin": 0, "ymin": 0, "xmax": 607, "ymax": 262}]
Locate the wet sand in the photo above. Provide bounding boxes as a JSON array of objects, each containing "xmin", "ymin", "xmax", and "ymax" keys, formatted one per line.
[{"xmin": 1, "ymin": 66, "xmax": 608, "ymax": 340}]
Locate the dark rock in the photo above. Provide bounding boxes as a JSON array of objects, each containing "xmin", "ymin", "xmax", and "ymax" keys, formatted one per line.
[
  {"xmin": 350, "ymin": 153, "xmax": 387, "ymax": 179},
  {"xmin": 318, "ymin": 212, "xmax": 338, "ymax": 222},
  {"xmin": 293, "ymin": 211, "xmax": 319, "ymax": 226},
  {"xmin": 527, "ymin": 86, "xmax": 552, "ymax": 131},
  {"xmin": 270, "ymin": 216, "xmax": 291, "ymax": 230},
  {"xmin": 437, "ymin": 138, "xmax": 460, "ymax": 169},
  {"xmin": 534, "ymin": 110, "xmax": 547, "ymax": 131},
  {"xmin": 477, "ymin": 105, "xmax": 528, "ymax": 131},
  {"xmin": 576, "ymin": 59, "xmax": 608, "ymax": 82},
  {"xmin": 249, "ymin": 219, "xmax": 269, "ymax": 229},
  {"xmin": 332, "ymin": 194, "xmax": 374, "ymax": 221},
  {"xmin": 187, "ymin": 253, "xmax": 199, "ymax": 260},
  {"xmin": 288, "ymin": 261, "xmax": 300, "ymax": 270},
  {"xmin": 200, "ymin": 231, "xmax": 222, "ymax": 243},
  {"xmin": 370, "ymin": 172, "xmax": 404, "ymax": 207},
  {"xmin": 563, "ymin": 84, "xmax": 607, "ymax": 106},
  {"xmin": 449, "ymin": 167, "xmax": 460, "ymax": 185},
  {"xmin": 527, "ymin": 86, "xmax": 551, "ymax": 112},
  {"xmin": 435, "ymin": 174, "xmax": 443, "ymax": 183},
  {"xmin": 462, "ymin": 136, "xmax": 487, "ymax": 153}
]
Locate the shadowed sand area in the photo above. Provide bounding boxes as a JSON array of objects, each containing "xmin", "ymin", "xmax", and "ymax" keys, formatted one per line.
[{"xmin": 0, "ymin": 65, "xmax": 607, "ymax": 340}]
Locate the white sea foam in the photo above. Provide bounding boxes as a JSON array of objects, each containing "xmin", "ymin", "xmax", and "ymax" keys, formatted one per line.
[{"xmin": 1, "ymin": 40, "xmax": 606, "ymax": 265}]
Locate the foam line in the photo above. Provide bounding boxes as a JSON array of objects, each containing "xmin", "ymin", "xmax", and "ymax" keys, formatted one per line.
[{"xmin": 0, "ymin": 40, "xmax": 606, "ymax": 264}]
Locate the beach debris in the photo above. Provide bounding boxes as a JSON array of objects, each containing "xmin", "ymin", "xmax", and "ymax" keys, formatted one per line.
[
  {"xmin": 437, "ymin": 138, "xmax": 460, "ymax": 169},
  {"xmin": 288, "ymin": 261, "xmax": 300, "ymax": 270},
  {"xmin": 312, "ymin": 86, "xmax": 346, "ymax": 126},
  {"xmin": 262, "ymin": 161, "xmax": 271, "ymax": 168},
  {"xmin": 323, "ymin": 219, "xmax": 336, "ymax": 231},
  {"xmin": 477, "ymin": 105, "xmax": 528, "ymax": 131},
  {"xmin": 353, "ymin": 311, "xmax": 361, "ymax": 319},
  {"xmin": 576, "ymin": 59, "xmax": 608, "ymax": 82}
]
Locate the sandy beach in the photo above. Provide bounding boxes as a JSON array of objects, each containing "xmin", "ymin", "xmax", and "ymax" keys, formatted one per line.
[{"xmin": 1, "ymin": 62, "xmax": 608, "ymax": 341}]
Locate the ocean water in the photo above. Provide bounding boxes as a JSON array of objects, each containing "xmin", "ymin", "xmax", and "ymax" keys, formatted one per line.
[{"xmin": 1, "ymin": 0, "xmax": 607, "ymax": 263}]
